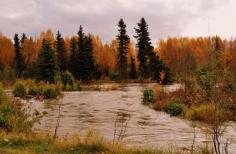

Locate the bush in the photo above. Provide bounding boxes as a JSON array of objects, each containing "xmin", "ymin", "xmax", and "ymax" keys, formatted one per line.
[
  {"xmin": 186, "ymin": 103, "xmax": 231, "ymax": 123},
  {"xmin": 197, "ymin": 67, "xmax": 214, "ymax": 97},
  {"xmin": 61, "ymin": 71, "xmax": 75, "ymax": 89},
  {"xmin": 28, "ymin": 82, "xmax": 61, "ymax": 99},
  {"xmin": 0, "ymin": 83, "xmax": 7, "ymax": 105},
  {"xmin": 142, "ymin": 89, "xmax": 154, "ymax": 104},
  {"xmin": 64, "ymin": 84, "xmax": 73, "ymax": 91},
  {"xmin": 163, "ymin": 101, "xmax": 184, "ymax": 116},
  {"xmin": 12, "ymin": 83, "xmax": 26, "ymax": 98},
  {"xmin": 42, "ymin": 85, "xmax": 60, "ymax": 99},
  {"xmin": 0, "ymin": 86, "xmax": 38, "ymax": 133},
  {"xmin": 109, "ymin": 71, "xmax": 120, "ymax": 81},
  {"xmin": 0, "ymin": 66, "xmax": 16, "ymax": 83},
  {"xmin": 74, "ymin": 82, "xmax": 82, "ymax": 91},
  {"xmin": 28, "ymin": 84, "xmax": 39, "ymax": 96}
]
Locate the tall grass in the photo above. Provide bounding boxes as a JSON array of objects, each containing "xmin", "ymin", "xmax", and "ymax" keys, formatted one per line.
[
  {"xmin": 0, "ymin": 130, "xmax": 182, "ymax": 154},
  {"xmin": 0, "ymin": 84, "xmax": 40, "ymax": 133},
  {"xmin": 12, "ymin": 80, "xmax": 62, "ymax": 99}
]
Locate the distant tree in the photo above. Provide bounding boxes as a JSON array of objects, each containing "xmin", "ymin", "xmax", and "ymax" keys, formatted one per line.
[
  {"xmin": 77, "ymin": 26, "xmax": 88, "ymax": 81},
  {"xmin": 69, "ymin": 37, "xmax": 79, "ymax": 79},
  {"xmin": 116, "ymin": 18, "xmax": 130, "ymax": 79},
  {"xmin": 77, "ymin": 26, "xmax": 97, "ymax": 81},
  {"xmin": 134, "ymin": 18, "xmax": 151, "ymax": 78},
  {"xmin": 85, "ymin": 35, "xmax": 97, "ymax": 80},
  {"xmin": 21, "ymin": 33, "xmax": 27, "ymax": 45},
  {"xmin": 56, "ymin": 31, "xmax": 67, "ymax": 71},
  {"xmin": 213, "ymin": 36, "xmax": 222, "ymax": 56},
  {"xmin": 36, "ymin": 39, "xmax": 58, "ymax": 83},
  {"xmin": 149, "ymin": 51, "xmax": 163, "ymax": 81},
  {"xmin": 162, "ymin": 66, "xmax": 174, "ymax": 84},
  {"xmin": 129, "ymin": 56, "xmax": 137, "ymax": 79},
  {"xmin": 134, "ymin": 18, "xmax": 164, "ymax": 80},
  {"xmin": 14, "ymin": 34, "xmax": 25, "ymax": 77}
]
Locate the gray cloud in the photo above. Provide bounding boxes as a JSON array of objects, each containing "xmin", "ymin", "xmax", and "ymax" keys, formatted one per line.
[{"xmin": 0, "ymin": 0, "xmax": 227, "ymax": 43}]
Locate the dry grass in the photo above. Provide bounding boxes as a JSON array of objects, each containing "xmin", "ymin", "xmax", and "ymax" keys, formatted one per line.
[{"xmin": 0, "ymin": 130, "xmax": 182, "ymax": 154}]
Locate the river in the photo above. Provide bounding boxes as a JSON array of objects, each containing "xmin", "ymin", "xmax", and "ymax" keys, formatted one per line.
[{"xmin": 28, "ymin": 83, "xmax": 236, "ymax": 153}]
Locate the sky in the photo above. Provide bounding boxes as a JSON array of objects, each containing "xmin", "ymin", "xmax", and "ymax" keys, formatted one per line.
[{"xmin": 0, "ymin": 0, "xmax": 235, "ymax": 43}]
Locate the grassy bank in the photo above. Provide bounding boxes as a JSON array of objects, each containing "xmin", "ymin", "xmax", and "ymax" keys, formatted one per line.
[
  {"xmin": 0, "ymin": 81, "xmax": 213, "ymax": 154},
  {"xmin": 143, "ymin": 84, "xmax": 236, "ymax": 122},
  {"xmin": 0, "ymin": 130, "xmax": 183, "ymax": 154},
  {"xmin": 141, "ymin": 72, "xmax": 236, "ymax": 154}
]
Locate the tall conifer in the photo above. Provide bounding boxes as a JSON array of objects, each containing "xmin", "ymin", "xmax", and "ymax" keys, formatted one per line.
[
  {"xmin": 36, "ymin": 39, "xmax": 58, "ymax": 83},
  {"xmin": 69, "ymin": 37, "xmax": 79, "ymax": 79},
  {"xmin": 56, "ymin": 31, "xmax": 67, "ymax": 71},
  {"xmin": 14, "ymin": 34, "xmax": 25, "ymax": 77},
  {"xmin": 117, "ymin": 18, "xmax": 130, "ymax": 79}
]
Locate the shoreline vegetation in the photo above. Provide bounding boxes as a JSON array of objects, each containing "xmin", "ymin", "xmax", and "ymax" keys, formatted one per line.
[
  {"xmin": 0, "ymin": 84, "xmax": 212, "ymax": 154},
  {"xmin": 142, "ymin": 65, "xmax": 236, "ymax": 153}
]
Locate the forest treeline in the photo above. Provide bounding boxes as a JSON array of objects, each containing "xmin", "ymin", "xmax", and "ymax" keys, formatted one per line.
[{"xmin": 0, "ymin": 17, "xmax": 235, "ymax": 84}]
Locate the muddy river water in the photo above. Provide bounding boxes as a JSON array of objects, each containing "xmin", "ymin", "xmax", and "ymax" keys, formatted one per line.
[{"xmin": 29, "ymin": 83, "xmax": 236, "ymax": 153}]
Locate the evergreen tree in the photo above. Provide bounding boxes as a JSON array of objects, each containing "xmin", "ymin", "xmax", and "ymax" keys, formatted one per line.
[
  {"xmin": 162, "ymin": 66, "xmax": 174, "ymax": 84},
  {"xmin": 134, "ymin": 18, "xmax": 151, "ymax": 78},
  {"xmin": 21, "ymin": 33, "xmax": 27, "ymax": 45},
  {"xmin": 149, "ymin": 51, "xmax": 162, "ymax": 81},
  {"xmin": 129, "ymin": 56, "xmax": 137, "ymax": 79},
  {"xmin": 85, "ymin": 35, "xmax": 97, "ymax": 80},
  {"xmin": 69, "ymin": 37, "xmax": 79, "ymax": 79},
  {"xmin": 116, "ymin": 18, "xmax": 130, "ymax": 79},
  {"xmin": 14, "ymin": 34, "xmax": 25, "ymax": 77},
  {"xmin": 77, "ymin": 26, "xmax": 97, "ymax": 81},
  {"xmin": 77, "ymin": 26, "xmax": 88, "ymax": 81},
  {"xmin": 56, "ymin": 31, "xmax": 67, "ymax": 71},
  {"xmin": 36, "ymin": 39, "xmax": 58, "ymax": 83},
  {"xmin": 134, "ymin": 18, "xmax": 164, "ymax": 80}
]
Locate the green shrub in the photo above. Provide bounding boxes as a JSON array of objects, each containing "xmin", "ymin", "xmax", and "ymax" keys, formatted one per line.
[
  {"xmin": 163, "ymin": 101, "xmax": 184, "ymax": 116},
  {"xmin": 12, "ymin": 83, "xmax": 26, "ymax": 98},
  {"xmin": 18, "ymin": 81, "xmax": 62, "ymax": 99},
  {"xmin": 0, "ymin": 86, "xmax": 38, "ymax": 133},
  {"xmin": 74, "ymin": 82, "xmax": 82, "ymax": 91},
  {"xmin": 197, "ymin": 67, "xmax": 214, "ymax": 97},
  {"xmin": 61, "ymin": 71, "xmax": 75, "ymax": 89},
  {"xmin": 109, "ymin": 71, "xmax": 120, "ymax": 81},
  {"xmin": 142, "ymin": 89, "xmax": 154, "ymax": 104},
  {"xmin": 0, "ymin": 66, "xmax": 16, "ymax": 83},
  {"xmin": 0, "ymin": 83, "xmax": 8, "ymax": 105},
  {"xmin": 222, "ymin": 68, "xmax": 235, "ymax": 93},
  {"xmin": 42, "ymin": 85, "xmax": 60, "ymax": 99},
  {"xmin": 28, "ymin": 84, "xmax": 39, "ymax": 96},
  {"xmin": 64, "ymin": 84, "xmax": 73, "ymax": 91},
  {"xmin": 186, "ymin": 103, "xmax": 231, "ymax": 123}
]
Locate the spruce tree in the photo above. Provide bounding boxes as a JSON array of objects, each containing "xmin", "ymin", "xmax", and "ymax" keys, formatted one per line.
[
  {"xmin": 85, "ymin": 35, "xmax": 97, "ymax": 80},
  {"xmin": 69, "ymin": 37, "xmax": 79, "ymax": 79},
  {"xmin": 21, "ymin": 33, "xmax": 27, "ymax": 44},
  {"xmin": 77, "ymin": 26, "xmax": 88, "ymax": 81},
  {"xmin": 76, "ymin": 26, "xmax": 97, "ymax": 82},
  {"xmin": 134, "ymin": 18, "xmax": 164, "ymax": 80},
  {"xmin": 56, "ymin": 31, "xmax": 67, "ymax": 71},
  {"xmin": 149, "ymin": 51, "xmax": 162, "ymax": 81},
  {"xmin": 134, "ymin": 18, "xmax": 151, "ymax": 78},
  {"xmin": 36, "ymin": 39, "xmax": 58, "ymax": 83},
  {"xmin": 129, "ymin": 56, "xmax": 137, "ymax": 79},
  {"xmin": 162, "ymin": 66, "xmax": 173, "ymax": 84},
  {"xmin": 14, "ymin": 34, "xmax": 25, "ymax": 77},
  {"xmin": 117, "ymin": 18, "xmax": 130, "ymax": 79}
]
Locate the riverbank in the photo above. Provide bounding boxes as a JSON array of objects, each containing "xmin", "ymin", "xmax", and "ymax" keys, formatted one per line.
[
  {"xmin": 1, "ymin": 79, "xmax": 159, "ymax": 90},
  {"xmin": 143, "ymin": 79, "xmax": 236, "ymax": 154},
  {"xmin": 2, "ymin": 82, "xmax": 236, "ymax": 153},
  {"xmin": 0, "ymin": 130, "xmax": 186, "ymax": 154}
]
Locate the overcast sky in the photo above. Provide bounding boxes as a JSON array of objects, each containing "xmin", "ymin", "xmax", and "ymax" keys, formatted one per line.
[{"xmin": 0, "ymin": 0, "xmax": 235, "ymax": 43}]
